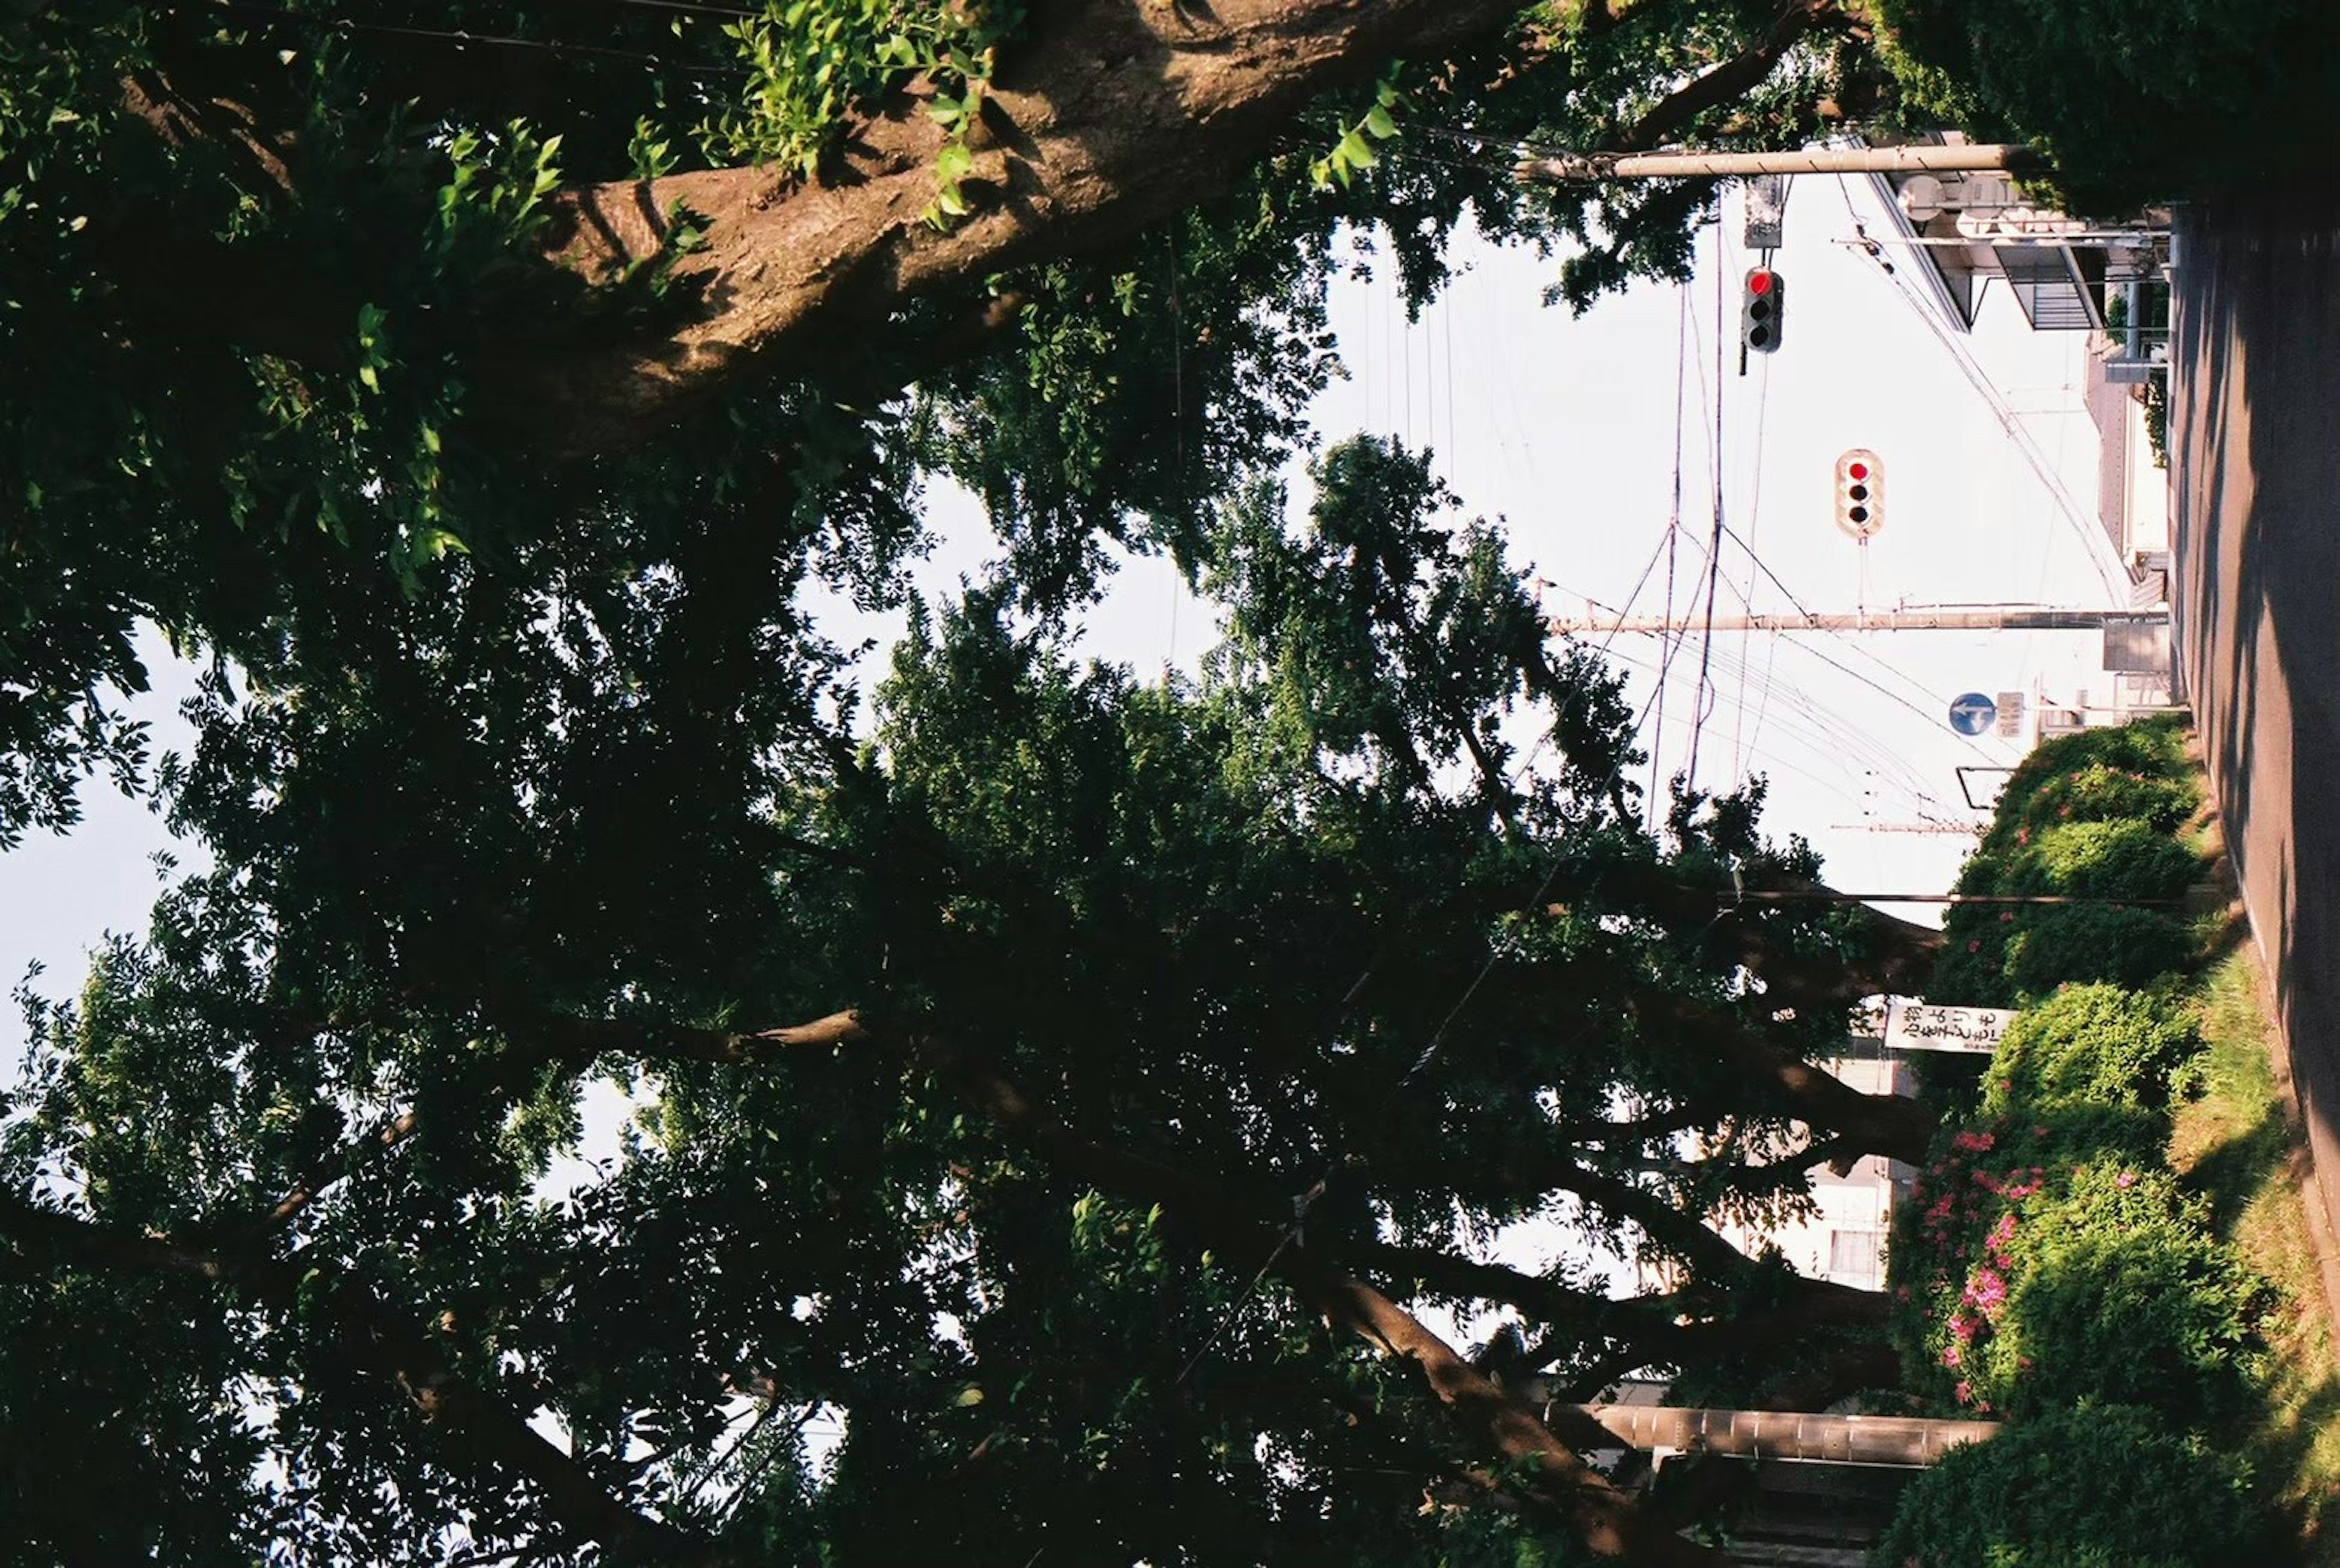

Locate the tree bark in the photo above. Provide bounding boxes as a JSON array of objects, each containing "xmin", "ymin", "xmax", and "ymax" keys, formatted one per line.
[{"xmin": 488, "ymin": 0, "xmax": 1547, "ymax": 452}]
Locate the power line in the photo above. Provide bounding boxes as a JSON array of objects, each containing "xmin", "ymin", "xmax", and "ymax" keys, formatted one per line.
[
  {"xmin": 196, "ymin": 1, "xmax": 754, "ymax": 74},
  {"xmin": 1684, "ymin": 200, "xmax": 1728, "ymax": 794},
  {"xmin": 1829, "ymin": 173, "xmax": 2126, "ymax": 600}
]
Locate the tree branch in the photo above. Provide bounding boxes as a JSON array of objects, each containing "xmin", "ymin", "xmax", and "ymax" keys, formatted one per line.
[
  {"xmin": 556, "ymin": 1009, "xmax": 1719, "ymax": 1564},
  {"xmin": 0, "ymin": 1193, "xmax": 695, "ymax": 1564},
  {"xmin": 1608, "ymin": 0, "xmax": 1843, "ymax": 154},
  {"xmin": 1616, "ymin": 991, "xmax": 1935, "ymax": 1164}
]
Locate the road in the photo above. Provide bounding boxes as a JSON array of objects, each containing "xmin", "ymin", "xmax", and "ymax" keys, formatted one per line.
[{"xmin": 2168, "ymin": 190, "xmax": 2340, "ymax": 1277}]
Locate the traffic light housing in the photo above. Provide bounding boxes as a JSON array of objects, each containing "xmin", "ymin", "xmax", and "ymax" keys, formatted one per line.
[
  {"xmin": 1742, "ymin": 267, "xmax": 1784, "ymax": 354},
  {"xmin": 1834, "ymin": 449, "xmax": 1884, "ymax": 537}
]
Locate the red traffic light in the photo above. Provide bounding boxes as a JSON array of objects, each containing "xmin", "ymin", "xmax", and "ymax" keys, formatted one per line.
[
  {"xmin": 1834, "ymin": 449, "xmax": 1884, "ymax": 538},
  {"xmin": 1748, "ymin": 270, "xmax": 1775, "ymax": 296}
]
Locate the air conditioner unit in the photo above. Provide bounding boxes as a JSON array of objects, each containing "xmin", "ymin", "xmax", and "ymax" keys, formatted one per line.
[{"xmin": 2040, "ymin": 690, "xmax": 2087, "ymax": 733}]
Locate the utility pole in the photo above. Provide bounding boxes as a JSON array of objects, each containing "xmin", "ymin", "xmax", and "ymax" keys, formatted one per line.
[
  {"xmin": 1548, "ymin": 606, "xmax": 2164, "ymax": 636},
  {"xmin": 1516, "ymin": 143, "xmax": 2037, "ymax": 185}
]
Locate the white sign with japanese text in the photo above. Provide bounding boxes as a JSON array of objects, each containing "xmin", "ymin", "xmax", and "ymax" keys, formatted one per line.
[{"xmin": 1885, "ymin": 1001, "xmax": 2018, "ymax": 1055}]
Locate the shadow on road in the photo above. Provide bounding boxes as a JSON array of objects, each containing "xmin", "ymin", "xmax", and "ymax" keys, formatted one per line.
[{"xmin": 2171, "ymin": 186, "xmax": 2340, "ymax": 1312}]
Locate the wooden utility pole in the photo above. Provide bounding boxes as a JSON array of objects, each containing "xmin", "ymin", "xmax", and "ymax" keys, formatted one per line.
[
  {"xmin": 1548, "ymin": 606, "xmax": 2161, "ymax": 636},
  {"xmin": 1562, "ymin": 1404, "xmax": 1999, "ymax": 1467},
  {"xmin": 1517, "ymin": 143, "xmax": 2038, "ymax": 185}
]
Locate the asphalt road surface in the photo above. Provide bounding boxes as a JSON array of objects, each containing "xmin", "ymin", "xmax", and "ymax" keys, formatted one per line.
[{"xmin": 2169, "ymin": 190, "xmax": 2340, "ymax": 1279}]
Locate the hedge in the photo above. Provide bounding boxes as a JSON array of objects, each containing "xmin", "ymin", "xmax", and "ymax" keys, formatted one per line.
[
  {"xmin": 1878, "ymin": 720, "xmax": 2285, "ymax": 1565},
  {"xmin": 1875, "ymin": 1404, "xmax": 2261, "ymax": 1568}
]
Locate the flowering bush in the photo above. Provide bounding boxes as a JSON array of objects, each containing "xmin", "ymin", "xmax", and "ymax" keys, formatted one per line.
[
  {"xmin": 1937, "ymin": 1161, "xmax": 2275, "ymax": 1422},
  {"xmin": 2010, "ymin": 758, "xmax": 2200, "ymax": 839}
]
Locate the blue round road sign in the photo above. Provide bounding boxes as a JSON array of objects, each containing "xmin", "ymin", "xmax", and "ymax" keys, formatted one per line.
[{"xmin": 1948, "ymin": 692, "xmax": 1998, "ymax": 737}]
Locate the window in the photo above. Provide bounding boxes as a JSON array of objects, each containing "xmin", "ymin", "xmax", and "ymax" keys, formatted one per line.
[{"xmin": 1828, "ymin": 1228, "xmax": 1883, "ymax": 1291}]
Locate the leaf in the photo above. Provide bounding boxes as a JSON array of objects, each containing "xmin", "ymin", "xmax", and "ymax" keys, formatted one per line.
[{"xmin": 1364, "ymin": 105, "xmax": 1397, "ymax": 140}]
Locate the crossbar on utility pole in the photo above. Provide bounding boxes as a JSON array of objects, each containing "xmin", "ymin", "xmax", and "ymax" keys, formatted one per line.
[
  {"xmin": 1548, "ymin": 606, "xmax": 2163, "ymax": 635},
  {"xmin": 1726, "ymin": 891, "xmax": 2183, "ymax": 908},
  {"xmin": 1516, "ymin": 143, "xmax": 2038, "ymax": 185}
]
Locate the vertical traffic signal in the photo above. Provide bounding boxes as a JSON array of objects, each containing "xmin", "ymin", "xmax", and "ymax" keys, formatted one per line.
[
  {"xmin": 1742, "ymin": 267, "xmax": 1784, "ymax": 354},
  {"xmin": 1834, "ymin": 449, "xmax": 1884, "ymax": 537}
]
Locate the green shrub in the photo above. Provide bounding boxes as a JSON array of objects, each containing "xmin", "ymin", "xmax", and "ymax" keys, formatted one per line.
[
  {"xmin": 1874, "ymin": 1403, "xmax": 2261, "ymax": 1568},
  {"xmin": 1980, "ymin": 984, "xmax": 2203, "ymax": 1118},
  {"xmin": 1933, "ymin": 904, "xmax": 2195, "ymax": 1006},
  {"xmin": 2004, "ymin": 904, "xmax": 2193, "ymax": 996},
  {"xmin": 2000, "ymin": 818, "xmax": 2197, "ymax": 903},
  {"xmin": 2010, "ymin": 760, "xmax": 2199, "ymax": 839},
  {"xmin": 1979, "ymin": 720, "xmax": 2195, "ymax": 856},
  {"xmin": 1917, "ymin": 1162, "xmax": 2276, "ymax": 1424}
]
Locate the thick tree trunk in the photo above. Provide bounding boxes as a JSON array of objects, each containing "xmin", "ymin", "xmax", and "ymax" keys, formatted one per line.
[{"xmin": 495, "ymin": 0, "xmax": 1547, "ymax": 451}]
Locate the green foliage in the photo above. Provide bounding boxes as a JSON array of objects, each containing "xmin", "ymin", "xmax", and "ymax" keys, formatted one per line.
[
  {"xmin": 1874, "ymin": 1404, "xmax": 2260, "ymax": 1568},
  {"xmin": 1980, "ymin": 984, "xmax": 2203, "ymax": 1121},
  {"xmin": 1931, "ymin": 720, "xmax": 2201, "ymax": 1005},
  {"xmin": 1310, "ymin": 64, "xmax": 1408, "ymax": 190},
  {"xmin": 2001, "ymin": 904, "xmax": 2196, "ymax": 998},
  {"xmin": 701, "ymin": 0, "xmax": 1023, "ymax": 205},
  {"xmin": 2, "ymin": 431, "xmax": 1879, "ymax": 1563},
  {"xmin": 1998, "ymin": 819, "xmax": 2197, "ymax": 903},
  {"xmin": 1872, "ymin": 0, "xmax": 2340, "ymax": 211}
]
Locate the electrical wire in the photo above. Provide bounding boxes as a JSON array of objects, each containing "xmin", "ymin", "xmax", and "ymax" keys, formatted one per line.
[
  {"xmin": 1684, "ymin": 201, "xmax": 1728, "ymax": 795},
  {"xmin": 195, "ymin": 1, "xmax": 754, "ymax": 74},
  {"xmin": 1830, "ymin": 174, "xmax": 2126, "ymax": 600}
]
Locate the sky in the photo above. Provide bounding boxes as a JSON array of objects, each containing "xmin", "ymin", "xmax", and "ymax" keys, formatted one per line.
[{"xmin": 0, "ymin": 170, "xmax": 2129, "ymax": 1072}]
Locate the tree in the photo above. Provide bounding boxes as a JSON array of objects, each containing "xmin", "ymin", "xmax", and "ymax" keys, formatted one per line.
[
  {"xmin": 2, "ymin": 5, "xmax": 1952, "ymax": 1563},
  {"xmin": 1, "ymin": 0, "xmax": 1890, "ymax": 837},
  {"xmin": 1872, "ymin": 0, "xmax": 2340, "ymax": 212},
  {"xmin": 4, "ymin": 436, "xmax": 1938, "ymax": 1566}
]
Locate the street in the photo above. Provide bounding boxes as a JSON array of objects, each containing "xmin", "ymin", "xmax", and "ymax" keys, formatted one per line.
[{"xmin": 2169, "ymin": 189, "xmax": 2340, "ymax": 1272}]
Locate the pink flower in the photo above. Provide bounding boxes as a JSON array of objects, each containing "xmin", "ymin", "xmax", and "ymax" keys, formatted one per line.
[
  {"xmin": 2116, "ymin": 1171, "xmax": 2137, "ymax": 1190},
  {"xmin": 1954, "ymin": 1379, "xmax": 1973, "ymax": 1403},
  {"xmin": 1943, "ymin": 1344, "xmax": 1962, "ymax": 1368},
  {"xmin": 1968, "ymin": 939, "xmax": 1982, "ymax": 953}
]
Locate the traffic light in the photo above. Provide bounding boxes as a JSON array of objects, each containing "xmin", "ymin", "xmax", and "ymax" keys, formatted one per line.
[
  {"xmin": 1834, "ymin": 449, "xmax": 1884, "ymax": 537},
  {"xmin": 1742, "ymin": 267, "xmax": 1784, "ymax": 354}
]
